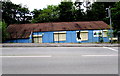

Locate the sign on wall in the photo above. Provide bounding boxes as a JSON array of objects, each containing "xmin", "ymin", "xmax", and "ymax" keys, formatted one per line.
[{"xmin": 93, "ymin": 30, "xmax": 103, "ymax": 37}]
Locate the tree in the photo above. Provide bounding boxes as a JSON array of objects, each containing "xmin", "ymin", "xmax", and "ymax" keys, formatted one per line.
[
  {"xmin": 31, "ymin": 5, "xmax": 59, "ymax": 23},
  {"xmin": 86, "ymin": 2, "xmax": 106, "ymax": 21},
  {"xmin": 111, "ymin": 1, "xmax": 120, "ymax": 36},
  {"xmin": 0, "ymin": 21, "xmax": 9, "ymax": 42},
  {"xmin": 84, "ymin": 2, "xmax": 115, "ymax": 21},
  {"xmin": 58, "ymin": 1, "xmax": 74, "ymax": 22},
  {"xmin": 32, "ymin": 9, "xmax": 41, "ymax": 20},
  {"xmin": 2, "ymin": 0, "xmax": 19, "ymax": 25},
  {"xmin": 31, "ymin": 9, "xmax": 41, "ymax": 23},
  {"xmin": 1, "ymin": 0, "xmax": 32, "ymax": 25},
  {"xmin": 74, "ymin": 2, "xmax": 84, "ymax": 21},
  {"xmin": 17, "ymin": 7, "xmax": 32, "ymax": 24}
]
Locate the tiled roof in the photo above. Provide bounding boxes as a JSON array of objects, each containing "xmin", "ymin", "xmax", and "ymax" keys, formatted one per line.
[{"xmin": 7, "ymin": 21, "xmax": 110, "ymax": 39}]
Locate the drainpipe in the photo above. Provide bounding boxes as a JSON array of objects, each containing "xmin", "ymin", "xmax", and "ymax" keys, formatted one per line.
[{"xmin": 31, "ymin": 32, "xmax": 33, "ymax": 43}]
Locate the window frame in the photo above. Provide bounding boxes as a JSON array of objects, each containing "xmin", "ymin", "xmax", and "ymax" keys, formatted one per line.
[
  {"xmin": 103, "ymin": 30, "xmax": 108, "ymax": 37},
  {"xmin": 76, "ymin": 31, "xmax": 88, "ymax": 41},
  {"xmin": 54, "ymin": 31, "xmax": 66, "ymax": 41},
  {"xmin": 32, "ymin": 34, "xmax": 43, "ymax": 43}
]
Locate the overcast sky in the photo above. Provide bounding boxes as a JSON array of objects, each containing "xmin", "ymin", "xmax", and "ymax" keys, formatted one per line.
[{"xmin": 10, "ymin": 0, "xmax": 77, "ymax": 11}]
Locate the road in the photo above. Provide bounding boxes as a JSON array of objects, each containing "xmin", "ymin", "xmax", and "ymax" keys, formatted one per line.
[{"xmin": 2, "ymin": 47, "xmax": 118, "ymax": 74}]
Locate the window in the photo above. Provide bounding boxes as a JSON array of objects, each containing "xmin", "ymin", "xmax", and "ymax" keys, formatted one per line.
[
  {"xmin": 80, "ymin": 32, "xmax": 88, "ymax": 41},
  {"xmin": 33, "ymin": 35, "xmax": 42, "ymax": 43},
  {"xmin": 54, "ymin": 32, "xmax": 66, "ymax": 41},
  {"xmin": 54, "ymin": 33, "xmax": 59, "ymax": 41},
  {"xmin": 93, "ymin": 30, "xmax": 103, "ymax": 37},
  {"xmin": 76, "ymin": 31, "xmax": 88, "ymax": 41},
  {"xmin": 103, "ymin": 30, "xmax": 108, "ymax": 37}
]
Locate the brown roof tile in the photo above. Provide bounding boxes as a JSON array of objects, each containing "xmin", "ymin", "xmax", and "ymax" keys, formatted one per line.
[{"xmin": 7, "ymin": 21, "xmax": 110, "ymax": 39}]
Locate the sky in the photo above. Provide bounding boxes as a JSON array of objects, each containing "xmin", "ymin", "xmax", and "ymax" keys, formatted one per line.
[
  {"xmin": 10, "ymin": 0, "xmax": 76, "ymax": 11},
  {"xmin": 7, "ymin": 0, "xmax": 120, "ymax": 11}
]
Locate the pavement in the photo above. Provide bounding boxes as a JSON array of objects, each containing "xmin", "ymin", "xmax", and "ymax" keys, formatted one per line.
[
  {"xmin": 2, "ymin": 47, "xmax": 118, "ymax": 74},
  {"xmin": 1, "ymin": 43, "xmax": 120, "ymax": 47}
]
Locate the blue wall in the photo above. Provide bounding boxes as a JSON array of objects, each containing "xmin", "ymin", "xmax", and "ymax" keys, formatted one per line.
[
  {"xmin": 5, "ymin": 38, "xmax": 31, "ymax": 43},
  {"xmin": 5, "ymin": 30, "xmax": 110, "ymax": 43},
  {"xmin": 66, "ymin": 31, "xmax": 77, "ymax": 43}
]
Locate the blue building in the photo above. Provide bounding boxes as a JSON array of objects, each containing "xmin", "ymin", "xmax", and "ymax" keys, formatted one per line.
[{"xmin": 6, "ymin": 21, "xmax": 110, "ymax": 43}]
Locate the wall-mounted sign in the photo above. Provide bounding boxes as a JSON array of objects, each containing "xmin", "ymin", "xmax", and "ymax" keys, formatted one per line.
[{"xmin": 93, "ymin": 30, "xmax": 102, "ymax": 37}]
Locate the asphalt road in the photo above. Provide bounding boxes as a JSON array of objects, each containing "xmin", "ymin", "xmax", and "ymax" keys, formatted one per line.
[{"xmin": 2, "ymin": 47, "xmax": 118, "ymax": 74}]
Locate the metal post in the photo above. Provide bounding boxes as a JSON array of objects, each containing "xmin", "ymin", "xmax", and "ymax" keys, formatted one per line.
[
  {"xmin": 106, "ymin": 6, "xmax": 113, "ymax": 44},
  {"xmin": 108, "ymin": 6, "xmax": 113, "ymax": 44}
]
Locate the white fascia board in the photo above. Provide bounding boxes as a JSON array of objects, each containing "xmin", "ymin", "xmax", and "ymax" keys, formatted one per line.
[
  {"xmin": 33, "ymin": 35, "xmax": 42, "ymax": 37},
  {"xmin": 76, "ymin": 31, "xmax": 80, "ymax": 32},
  {"xmin": 103, "ymin": 30, "xmax": 108, "ymax": 32},
  {"xmin": 54, "ymin": 31, "xmax": 66, "ymax": 33},
  {"xmin": 80, "ymin": 31, "xmax": 88, "ymax": 32},
  {"xmin": 76, "ymin": 30, "xmax": 88, "ymax": 32}
]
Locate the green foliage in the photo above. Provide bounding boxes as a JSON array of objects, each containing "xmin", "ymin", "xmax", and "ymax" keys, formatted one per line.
[
  {"xmin": 0, "ymin": 21, "xmax": 9, "ymax": 42},
  {"xmin": 1, "ymin": 0, "xmax": 32, "ymax": 25},
  {"xmin": 111, "ymin": 1, "xmax": 120, "ymax": 36},
  {"xmin": 74, "ymin": 2, "xmax": 84, "ymax": 21},
  {"xmin": 32, "ymin": 5, "xmax": 59, "ymax": 23},
  {"xmin": 58, "ymin": 2, "xmax": 74, "ymax": 22},
  {"xmin": 17, "ymin": 7, "xmax": 32, "ymax": 24},
  {"xmin": 85, "ymin": 2, "xmax": 106, "ymax": 21},
  {"xmin": 31, "ymin": 2, "xmax": 84, "ymax": 23},
  {"xmin": 2, "ymin": 0, "xmax": 19, "ymax": 25}
]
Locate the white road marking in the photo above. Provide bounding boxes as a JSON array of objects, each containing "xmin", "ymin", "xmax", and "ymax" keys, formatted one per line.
[
  {"xmin": 103, "ymin": 47, "xmax": 118, "ymax": 52},
  {"xmin": 0, "ymin": 55, "xmax": 52, "ymax": 58},
  {"xmin": 82, "ymin": 55, "xmax": 118, "ymax": 57}
]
